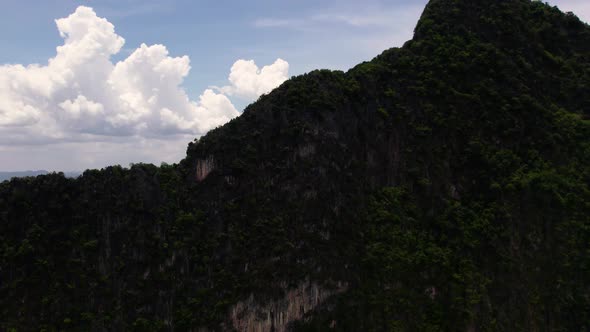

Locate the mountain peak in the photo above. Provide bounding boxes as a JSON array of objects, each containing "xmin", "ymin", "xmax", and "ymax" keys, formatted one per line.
[{"xmin": 413, "ymin": 0, "xmax": 589, "ymax": 53}]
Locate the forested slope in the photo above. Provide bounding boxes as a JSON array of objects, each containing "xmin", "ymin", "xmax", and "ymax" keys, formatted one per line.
[{"xmin": 1, "ymin": 0, "xmax": 589, "ymax": 331}]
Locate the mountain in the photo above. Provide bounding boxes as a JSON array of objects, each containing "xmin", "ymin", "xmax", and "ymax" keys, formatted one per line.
[
  {"xmin": 0, "ymin": 170, "xmax": 49, "ymax": 181},
  {"xmin": 0, "ymin": 171, "xmax": 82, "ymax": 182},
  {"xmin": 1, "ymin": 0, "xmax": 589, "ymax": 331}
]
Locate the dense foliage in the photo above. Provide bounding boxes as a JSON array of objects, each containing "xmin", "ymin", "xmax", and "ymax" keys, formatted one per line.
[{"xmin": 1, "ymin": 0, "xmax": 589, "ymax": 331}]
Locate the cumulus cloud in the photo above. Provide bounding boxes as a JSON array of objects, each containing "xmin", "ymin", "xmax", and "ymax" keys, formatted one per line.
[
  {"xmin": 220, "ymin": 58, "xmax": 289, "ymax": 100},
  {"xmin": 0, "ymin": 6, "xmax": 289, "ymax": 170}
]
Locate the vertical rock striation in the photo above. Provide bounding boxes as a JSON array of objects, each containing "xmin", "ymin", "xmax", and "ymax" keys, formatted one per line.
[
  {"xmin": 228, "ymin": 280, "xmax": 347, "ymax": 332},
  {"xmin": 196, "ymin": 156, "xmax": 215, "ymax": 181}
]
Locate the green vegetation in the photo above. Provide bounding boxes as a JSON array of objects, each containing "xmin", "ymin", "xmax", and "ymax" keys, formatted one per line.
[{"xmin": 1, "ymin": 0, "xmax": 589, "ymax": 330}]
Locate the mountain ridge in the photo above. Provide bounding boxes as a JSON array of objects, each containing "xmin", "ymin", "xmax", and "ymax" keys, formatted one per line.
[
  {"xmin": 1, "ymin": 0, "xmax": 589, "ymax": 331},
  {"xmin": 0, "ymin": 170, "xmax": 82, "ymax": 182}
]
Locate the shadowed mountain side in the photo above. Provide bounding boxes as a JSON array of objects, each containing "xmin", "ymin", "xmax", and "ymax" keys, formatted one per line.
[{"xmin": 1, "ymin": 0, "xmax": 589, "ymax": 331}]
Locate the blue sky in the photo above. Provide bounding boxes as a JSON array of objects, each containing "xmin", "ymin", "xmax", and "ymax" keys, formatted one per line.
[
  {"xmin": 0, "ymin": 0, "xmax": 427, "ymax": 101},
  {"xmin": 0, "ymin": 0, "xmax": 587, "ymax": 171}
]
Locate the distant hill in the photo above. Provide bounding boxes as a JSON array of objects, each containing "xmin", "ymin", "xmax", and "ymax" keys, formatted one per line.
[
  {"xmin": 0, "ymin": 171, "xmax": 81, "ymax": 182},
  {"xmin": 0, "ymin": 170, "xmax": 49, "ymax": 181}
]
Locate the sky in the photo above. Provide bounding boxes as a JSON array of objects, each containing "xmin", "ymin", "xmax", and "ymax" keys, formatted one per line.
[{"xmin": 0, "ymin": 0, "xmax": 588, "ymax": 171}]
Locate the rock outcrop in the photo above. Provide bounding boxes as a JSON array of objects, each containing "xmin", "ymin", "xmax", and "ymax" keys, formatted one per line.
[
  {"xmin": 228, "ymin": 280, "xmax": 347, "ymax": 332},
  {"xmin": 196, "ymin": 156, "xmax": 215, "ymax": 181}
]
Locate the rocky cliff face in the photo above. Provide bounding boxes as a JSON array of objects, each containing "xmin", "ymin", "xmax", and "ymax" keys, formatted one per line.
[
  {"xmin": 228, "ymin": 280, "xmax": 347, "ymax": 332},
  {"xmin": 195, "ymin": 156, "xmax": 215, "ymax": 181}
]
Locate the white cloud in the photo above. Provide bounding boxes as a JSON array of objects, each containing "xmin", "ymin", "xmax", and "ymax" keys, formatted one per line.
[
  {"xmin": 220, "ymin": 58, "xmax": 289, "ymax": 100},
  {"xmin": 58, "ymin": 95, "xmax": 105, "ymax": 132},
  {"xmin": 0, "ymin": 6, "xmax": 289, "ymax": 170},
  {"xmin": 0, "ymin": 6, "xmax": 242, "ymax": 143},
  {"xmin": 194, "ymin": 89, "xmax": 240, "ymax": 132}
]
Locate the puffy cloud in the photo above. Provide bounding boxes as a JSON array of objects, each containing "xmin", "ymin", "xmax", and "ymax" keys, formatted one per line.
[
  {"xmin": 0, "ymin": 6, "xmax": 289, "ymax": 170},
  {"xmin": 58, "ymin": 95, "xmax": 105, "ymax": 132},
  {"xmin": 59, "ymin": 96, "xmax": 105, "ymax": 118},
  {"xmin": 194, "ymin": 89, "xmax": 240, "ymax": 132},
  {"xmin": 0, "ymin": 6, "xmax": 242, "ymax": 143},
  {"xmin": 221, "ymin": 58, "xmax": 289, "ymax": 100}
]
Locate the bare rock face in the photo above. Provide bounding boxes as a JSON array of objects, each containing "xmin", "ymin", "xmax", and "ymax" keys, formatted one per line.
[
  {"xmin": 228, "ymin": 280, "xmax": 347, "ymax": 332},
  {"xmin": 196, "ymin": 156, "xmax": 215, "ymax": 181}
]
